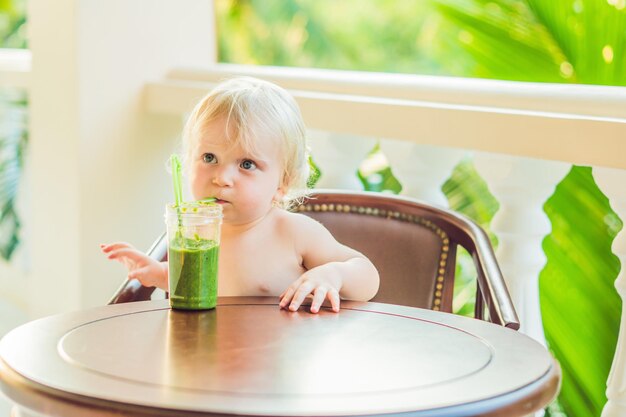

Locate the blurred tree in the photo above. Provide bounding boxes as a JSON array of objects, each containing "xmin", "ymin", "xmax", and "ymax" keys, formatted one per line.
[
  {"xmin": 0, "ymin": 0, "xmax": 27, "ymax": 261},
  {"xmin": 216, "ymin": 0, "xmax": 442, "ymax": 74},
  {"xmin": 0, "ymin": 0, "xmax": 26, "ymax": 48}
]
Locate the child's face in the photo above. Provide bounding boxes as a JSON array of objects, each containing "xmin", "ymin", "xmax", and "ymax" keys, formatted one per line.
[{"xmin": 189, "ymin": 117, "xmax": 284, "ymax": 226}]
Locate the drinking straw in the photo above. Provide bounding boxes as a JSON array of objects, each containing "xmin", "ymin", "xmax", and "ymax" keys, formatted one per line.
[{"xmin": 170, "ymin": 154, "xmax": 183, "ymax": 207}]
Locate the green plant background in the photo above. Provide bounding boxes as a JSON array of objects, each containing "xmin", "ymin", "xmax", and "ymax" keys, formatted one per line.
[
  {"xmin": 0, "ymin": 0, "xmax": 26, "ymax": 261},
  {"xmin": 215, "ymin": 1, "xmax": 623, "ymax": 416}
]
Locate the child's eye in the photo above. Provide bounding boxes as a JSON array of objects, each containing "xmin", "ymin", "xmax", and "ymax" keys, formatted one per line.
[
  {"xmin": 202, "ymin": 153, "xmax": 217, "ymax": 164},
  {"xmin": 240, "ymin": 159, "xmax": 257, "ymax": 171}
]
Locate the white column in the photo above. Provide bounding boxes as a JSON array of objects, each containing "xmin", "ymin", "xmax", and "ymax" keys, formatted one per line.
[
  {"xmin": 308, "ymin": 131, "xmax": 376, "ymax": 190},
  {"xmin": 595, "ymin": 167, "xmax": 626, "ymax": 417},
  {"xmin": 473, "ymin": 153, "xmax": 570, "ymax": 343},
  {"xmin": 379, "ymin": 139, "xmax": 464, "ymax": 207},
  {"xmin": 27, "ymin": 0, "xmax": 216, "ymax": 317}
]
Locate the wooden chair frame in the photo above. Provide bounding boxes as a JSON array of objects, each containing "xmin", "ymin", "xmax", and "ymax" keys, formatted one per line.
[{"xmin": 109, "ymin": 190, "xmax": 519, "ymax": 330}]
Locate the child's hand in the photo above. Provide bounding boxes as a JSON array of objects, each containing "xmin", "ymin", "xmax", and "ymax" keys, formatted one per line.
[
  {"xmin": 279, "ymin": 267, "xmax": 342, "ymax": 314},
  {"xmin": 100, "ymin": 242, "xmax": 168, "ymax": 290}
]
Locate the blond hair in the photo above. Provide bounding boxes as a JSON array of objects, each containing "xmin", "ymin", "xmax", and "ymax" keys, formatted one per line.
[{"xmin": 182, "ymin": 77, "xmax": 309, "ymax": 207}]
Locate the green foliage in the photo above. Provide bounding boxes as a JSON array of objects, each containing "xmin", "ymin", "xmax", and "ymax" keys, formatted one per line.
[
  {"xmin": 0, "ymin": 0, "xmax": 27, "ymax": 48},
  {"xmin": 0, "ymin": 1, "xmax": 27, "ymax": 261},
  {"xmin": 0, "ymin": 90, "xmax": 27, "ymax": 260},
  {"xmin": 442, "ymin": 158, "xmax": 499, "ymax": 228},
  {"xmin": 432, "ymin": 0, "xmax": 569, "ymax": 82},
  {"xmin": 525, "ymin": 0, "xmax": 626, "ymax": 86},
  {"xmin": 542, "ymin": 166, "xmax": 621, "ymax": 417},
  {"xmin": 215, "ymin": 0, "xmax": 442, "ymax": 74},
  {"xmin": 358, "ymin": 166, "xmax": 402, "ymax": 193},
  {"xmin": 356, "ymin": 143, "xmax": 402, "ymax": 193},
  {"xmin": 433, "ymin": 0, "xmax": 626, "ymax": 86},
  {"xmin": 442, "ymin": 159, "xmax": 499, "ymax": 316},
  {"xmin": 306, "ymin": 155, "xmax": 321, "ymax": 188}
]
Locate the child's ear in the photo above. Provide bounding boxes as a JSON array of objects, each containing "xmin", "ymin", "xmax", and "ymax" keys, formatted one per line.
[{"xmin": 273, "ymin": 186, "xmax": 286, "ymax": 203}]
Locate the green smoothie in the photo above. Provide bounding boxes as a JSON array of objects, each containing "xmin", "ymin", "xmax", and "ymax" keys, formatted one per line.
[{"xmin": 168, "ymin": 235, "xmax": 219, "ymax": 310}]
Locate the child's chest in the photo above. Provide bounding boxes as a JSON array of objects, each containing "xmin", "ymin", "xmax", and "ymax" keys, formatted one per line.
[{"xmin": 217, "ymin": 230, "xmax": 305, "ymax": 297}]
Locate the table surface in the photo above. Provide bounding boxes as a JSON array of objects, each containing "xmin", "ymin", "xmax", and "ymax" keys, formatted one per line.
[{"xmin": 0, "ymin": 297, "xmax": 560, "ymax": 417}]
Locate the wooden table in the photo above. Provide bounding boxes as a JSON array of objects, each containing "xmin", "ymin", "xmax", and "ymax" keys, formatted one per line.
[{"xmin": 0, "ymin": 297, "xmax": 560, "ymax": 417}]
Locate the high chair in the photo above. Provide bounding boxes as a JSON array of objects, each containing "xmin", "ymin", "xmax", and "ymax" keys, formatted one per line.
[{"xmin": 109, "ymin": 189, "xmax": 519, "ymax": 329}]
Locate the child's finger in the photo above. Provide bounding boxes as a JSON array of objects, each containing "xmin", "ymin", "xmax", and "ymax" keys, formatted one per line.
[
  {"xmin": 128, "ymin": 264, "xmax": 151, "ymax": 277},
  {"xmin": 328, "ymin": 288, "xmax": 340, "ymax": 313},
  {"xmin": 100, "ymin": 242, "xmax": 134, "ymax": 253},
  {"xmin": 288, "ymin": 282, "xmax": 314, "ymax": 312},
  {"xmin": 309, "ymin": 287, "xmax": 328, "ymax": 314},
  {"xmin": 279, "ymin": 284, "xmax": 298, "ymax": 309},
  {"xmin": 128, "ymin": 266, "xmax": 153, "ymax": 285},
  {"xmin": 106, "ymin": 247, "xmax": 145, "ymax": 261}
]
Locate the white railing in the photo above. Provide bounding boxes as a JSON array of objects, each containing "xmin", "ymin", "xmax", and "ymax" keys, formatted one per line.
[
  {"xmin": 0, "ymin": 48, "xmax": 30, "ymax": 89},
  {"xmin": 147, "ymin": 63, "xmax": 626, "ymax": 169}
]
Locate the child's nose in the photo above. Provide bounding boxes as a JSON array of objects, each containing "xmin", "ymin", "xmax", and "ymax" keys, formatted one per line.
[{"xmin": 212, "ymin": 166, "xmax": 234, "ymax": 187}]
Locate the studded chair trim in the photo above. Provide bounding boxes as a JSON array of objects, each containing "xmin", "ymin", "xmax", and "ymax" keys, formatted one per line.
[{"xmin": 296, "ymin": 202, "xmax": 449, "ymax": 311}]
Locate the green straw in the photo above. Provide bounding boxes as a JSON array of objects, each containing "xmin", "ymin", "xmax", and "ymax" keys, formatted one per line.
[
  {"xmin": 170, "ymin": 154, "xmax": 184, "ymax": 236},
  {"xmin": 170, "ymin": 154, "xmax": 183, "ymax": 207}
]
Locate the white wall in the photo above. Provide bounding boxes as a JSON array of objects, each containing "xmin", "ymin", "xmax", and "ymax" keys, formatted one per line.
[{"xmin": 24, "ymin": 0, "xmax": 216, "ymax": 318}]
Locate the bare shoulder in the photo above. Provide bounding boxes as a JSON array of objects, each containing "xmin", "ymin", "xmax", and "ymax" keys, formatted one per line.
[
  {"xmin": 273, "ymin": 209, "xmax": 333, "ymax": 238},
  {"xmin": 274, "ymin": 208, "xmax": 367, "ymax": 269},
  {"xmin": 273, "ymin": 209, "xmax": 354, "ymax": 261}
]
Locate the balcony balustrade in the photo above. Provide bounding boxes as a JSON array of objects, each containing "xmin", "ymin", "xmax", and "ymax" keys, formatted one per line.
[{"xmin": 84, "ymin": 63, "xmax": 626, "ymax": 417}]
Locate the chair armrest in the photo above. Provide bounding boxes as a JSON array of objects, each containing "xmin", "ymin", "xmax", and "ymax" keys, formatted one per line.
[{"xmin": 466, "ymin": 224, "xmax": 520, "ymax": 330}]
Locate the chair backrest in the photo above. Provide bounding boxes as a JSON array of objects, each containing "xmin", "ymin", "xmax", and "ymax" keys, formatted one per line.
[
  {"xmin": 109, "ymin": 189, "xmax": 519, "ymax": 329},
  {"xmin": 297, "ymin": 192, "xmax": 454, "ymax": 311}
]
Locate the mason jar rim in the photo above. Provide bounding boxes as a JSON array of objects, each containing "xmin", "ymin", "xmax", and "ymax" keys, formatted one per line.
[{"xmin": 165, "ymin": 201, "xmax": 223, "ymax": 220}]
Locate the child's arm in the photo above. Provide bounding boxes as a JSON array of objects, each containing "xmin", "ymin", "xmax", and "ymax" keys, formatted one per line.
[
  {"xmin": 100, "ymin": 242, "xmax": 168, "ymax": 290},
  {"xmin": 279, "ymin": 215, "xmax": 379, "ymax": 314}
]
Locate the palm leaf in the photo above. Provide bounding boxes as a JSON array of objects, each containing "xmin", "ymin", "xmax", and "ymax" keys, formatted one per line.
[
  {"xmin": 433, "ymin": 1, "xmax": 626, "ymax": 416},
  {"xmin": 526, "ymin": 0, "xmax": 626, "ymax": 86},
  {"xmin": 542, "ymin": 166, "xmax": 621, "ymax": 417},
  {"xmin": 433, "ymin": 0, "xmax": 571, "ymax": 82}
]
